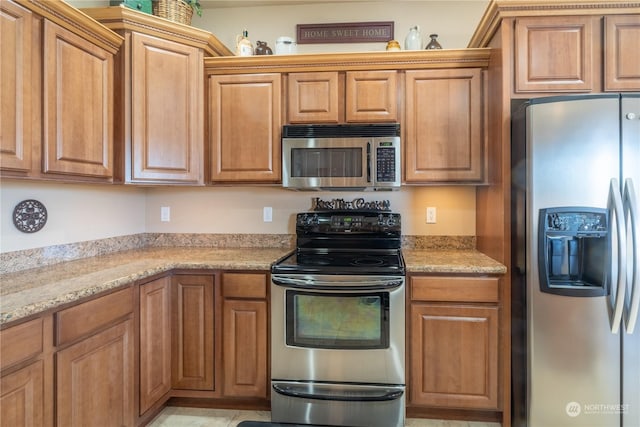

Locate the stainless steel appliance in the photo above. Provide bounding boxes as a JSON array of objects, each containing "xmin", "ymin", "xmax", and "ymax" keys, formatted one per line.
[
  {"xmin": 270, "ymin": 205, "xmax": 405, "ymax": 427},
  {"xmin": 511, "ymin": 94, "xmax": 639, "ymax": 427},
  {"xmin": 281, "ymin": 124, "xmax": 401, "ymax": 191}
]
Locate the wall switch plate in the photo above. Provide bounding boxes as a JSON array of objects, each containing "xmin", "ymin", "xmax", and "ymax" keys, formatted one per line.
[
  {"xmin": 426, "ymin": 207, "xmax": 437, "ymax": 224},
  {"xmin": 161, "ymin": 206, "xmax": 170, "ymax": 222},
  {"xmin": 263, "ymin": 207, "xmax": 273, "ymax": 222}
]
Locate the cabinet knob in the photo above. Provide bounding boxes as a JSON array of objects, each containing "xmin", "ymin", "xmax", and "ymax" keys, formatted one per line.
[{"xmin": 626, "ymin": 112, "xmax": 637, "ymax": 120}]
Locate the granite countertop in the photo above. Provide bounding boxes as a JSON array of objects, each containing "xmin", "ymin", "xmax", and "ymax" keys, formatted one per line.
[{"xmin": 0, "ymin": 247, "xmax": 506, "ymax": 327}]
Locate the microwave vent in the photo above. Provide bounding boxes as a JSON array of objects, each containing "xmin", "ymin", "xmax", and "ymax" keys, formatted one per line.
[{"xmin": 283, "ymin": 124, "xmax": 400, "ymax": 138}]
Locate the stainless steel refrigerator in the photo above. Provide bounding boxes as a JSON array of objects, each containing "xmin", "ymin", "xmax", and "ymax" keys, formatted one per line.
[{"xmin": 511, "ymin": 94, "xmax": 639, "ymax": 427}]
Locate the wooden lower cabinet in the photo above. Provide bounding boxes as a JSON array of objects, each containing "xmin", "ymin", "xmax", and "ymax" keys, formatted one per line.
[
  {"xmin": 0, "ymin": 361, "xmax": 45, "ymax": 427},
  {"xmin": 410, "ymin": 304, "xmax": 499, "ymax": 409},
  {"xmin": 171, "ymin": 274, "xmax": 215, "ymax": 390},
  {"xmin": 56, "ymin": 319, "xmax": 134, "ymax": 427},
  {"xmin": 139, "ymin": 277, "xmax": 172, "ymax": 414},
  {"xmin": 408, "ymin": 275, "xmax": 500, "ymax": 411},
  {"xmin": 221, "ymin": 272, "xmax": 268, "ymax": 399}
]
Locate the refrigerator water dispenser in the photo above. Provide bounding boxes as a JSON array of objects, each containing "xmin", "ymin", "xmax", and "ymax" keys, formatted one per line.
[{"xmin": 538, "ymin": 207, "xmax": 609, "ymax": 296}]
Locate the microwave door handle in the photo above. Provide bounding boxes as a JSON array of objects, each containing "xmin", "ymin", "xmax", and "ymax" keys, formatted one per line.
[
  {"xmin": 623, "ymin": 178, "xmax": 639, "ymax": 334},
  {"xmin": 367, "ymin": 142, "xmax": 372, "ymax": 183}
]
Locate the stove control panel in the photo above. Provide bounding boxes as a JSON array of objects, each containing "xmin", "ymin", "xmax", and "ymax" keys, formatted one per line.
[{"xmin": 297, "ymin": 212, "xmax": 401, "ymax": 232}]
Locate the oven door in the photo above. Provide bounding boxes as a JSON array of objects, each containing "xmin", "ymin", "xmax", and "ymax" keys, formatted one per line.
[{"xmin": 271, "ymin": 274, "xmax": 405, "ymax": 385}]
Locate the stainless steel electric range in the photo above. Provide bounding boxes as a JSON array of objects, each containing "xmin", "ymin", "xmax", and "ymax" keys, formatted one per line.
[{"xmin": 270, "ymin": 205, "xmax": 405, "ymax": 427}]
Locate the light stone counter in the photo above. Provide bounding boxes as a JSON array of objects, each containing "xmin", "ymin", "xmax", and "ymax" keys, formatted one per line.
[
  {"xmin": 403, "ymin": 249, "xmax": 507, "ymax": 275},
  {"xmin": 0, "ymin": 247, "xmax": 292, "ymax": 326},
  {"xmin": 1, "ymin": 247, "xmax": 506, "ymax": 327}
]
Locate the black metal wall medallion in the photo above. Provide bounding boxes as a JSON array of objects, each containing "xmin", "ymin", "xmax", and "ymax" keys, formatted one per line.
[{"xmin": 13, "ymin": 199, "xmax": 48, "ymax": 233}]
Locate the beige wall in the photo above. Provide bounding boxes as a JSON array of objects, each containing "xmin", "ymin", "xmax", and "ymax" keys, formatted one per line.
[
  {"xmin": 1, "ymin": 180, "xmax": 146, "ymax": 253},
  {"xmin": 144, "ymin": 186, "xmax": 476, "ymax": 236}
]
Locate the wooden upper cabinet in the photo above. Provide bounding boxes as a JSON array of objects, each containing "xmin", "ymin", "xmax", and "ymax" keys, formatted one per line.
[
  {"xmin": 514, "ymin": 16, "xmax": 598, "ymax": 93},
  {"xmin": 604, "ymin": 15, "xmax": 640, "ymax": 91},
  {"xmin": 0, "ymin": 1, "xmax": 33, "ymax": 174},
  {"xmin": 405, "ymin": 68, "xmax": 484, "ymax": 183},
  {"xmin": 128, "ymin": 33, "xmax": 203, "ymax": 184},
  {"xmin": 209, "ymin": 73, "xmax": 282, "ymax": 183},
  {"xmin": 42, "ymin": 20, "xmax": 114, "ymax": 179},
  {"xmin": 287, "ymin": 70, "xmax": 398, "ymax": 123},
  {"xmin": 288, "ymin": 72, "xmax": 340, "ymax": 123},
  {"xmin": 345, "ymin": 70, "xmax": 398, "ymax": 123}
]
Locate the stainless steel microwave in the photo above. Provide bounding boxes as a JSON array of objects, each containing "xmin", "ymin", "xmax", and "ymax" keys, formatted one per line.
[{"xmin": 282, "ymin": 124, "xmax": 401, "ymax": 191}]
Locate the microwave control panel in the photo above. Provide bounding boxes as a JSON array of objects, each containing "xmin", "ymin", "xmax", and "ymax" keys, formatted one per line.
[{"xmin": 376, "ymin": 144, "xmax": 397, "ymax": 182}]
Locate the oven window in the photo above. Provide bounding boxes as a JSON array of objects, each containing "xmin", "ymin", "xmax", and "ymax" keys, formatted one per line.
[
  {"xmin": 286, "ymin": 291, "xmax": 389, "ymax": 349},
  {"xmin": 291, "ymin": 148, "xmax": 363, "ymax": 178}
]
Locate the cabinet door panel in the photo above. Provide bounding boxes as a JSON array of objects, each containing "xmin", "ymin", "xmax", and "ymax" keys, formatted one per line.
[
  {"xmin": 515, "ymin": 16, "xmax": 596, "ymax": 92},
  {"xmin": 0, "ymin": 1, "xmax": 32, "ymax": 173},
  {"xmin": 56, "ymin": 320, "xmax": 134, "ymax": 427},
  {"xmin": 209, "ymin": 74, "xmax": 281, "ymax": 182},
  {"xmin": 139, "ymin": 277, "xmax": 171, "ymax": 414},
  {"xmin": 222, "ymin": 299, "xmax": 268, "ymax": 398},
  {"xmin": 288, "ymin": 72, "xmax": 339, "ymax": 123},
  {"xmin": 346, "ymin": 70, "xmax": 398, "ymax": 122},
  {"xmin": 410, "ymin": 304, "xmax": 498, "ymax": 409},
  {"xmin": 605, "ymin": 15, "xmax": 640, "ymax": 91},
  {"xmin": 0, "ymin": 361, "xmax": 44, "ymax": 427},
  {"xmin": 130, "ymin": 33, "xmax": 203, "ymax": 183},
  {"xmin": 172, "ymin": 274, "xmax": 214, "ymax": 390},
  {"xmin": 43, "ymin": 20, "xmax": 113, "ymax": 178},
  {"xmin": 405, "ymin": 68, "xmax": 483, "ymax": 182}
]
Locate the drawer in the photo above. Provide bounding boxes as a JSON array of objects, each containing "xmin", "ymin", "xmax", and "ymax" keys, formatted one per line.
[
  {"xmin": 222, "ymin": 273, "xmax": 267, "ymax": 299},
  {"xmin": 56, "ymin": 287, "xmax": 133, "ymax": 346},
  {"xmin": 0, "ymin": 318, "xmax": 44, "ymax": 370},
  {"xmin": 411, "ymin": 276, "xmax": 499, "ymax": 303}
]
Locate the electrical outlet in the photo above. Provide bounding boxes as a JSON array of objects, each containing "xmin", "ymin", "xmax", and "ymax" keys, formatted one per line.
[
  {"xmin": 426, "ymin": 207, "xmax": 437, "ymax": 224},
  {"xmin": 161, "ymin": 206, "xmax": 170, "ymax": 222},
  {"xmin": 263, "ymin": 207, "xmax": 273, "ymax": 222}
]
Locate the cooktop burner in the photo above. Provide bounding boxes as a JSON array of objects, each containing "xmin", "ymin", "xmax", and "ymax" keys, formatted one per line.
[{"xmin": 272, "ymin": 249, "xmax": 405, "ymax": 275}]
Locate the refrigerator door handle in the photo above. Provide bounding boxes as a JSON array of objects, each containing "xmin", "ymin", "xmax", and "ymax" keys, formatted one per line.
[
  {"xmin": 623, "ymin": 178, "xmax": 639, "ymax": 334},
  {"xmin": 608, "ymin": 178, "xmax": 627, "ymax": 334}
]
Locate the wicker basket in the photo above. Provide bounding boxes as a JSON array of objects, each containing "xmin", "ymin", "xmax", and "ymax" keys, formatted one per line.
[{"xmin": 152, "ymin": 0, "xmax": 193, "ymax": 25}]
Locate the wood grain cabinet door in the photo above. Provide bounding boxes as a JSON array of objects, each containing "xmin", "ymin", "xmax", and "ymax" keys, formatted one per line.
[
  {"xmin": 604, "ymin": 15, "xmax": 640, "ymax": 91},
  {"xmin": 171, "ymin": 274, "xmax": 214, "ymax": 390},
  {"xmin": 209, "ymin": 73, "xmax": 282, "ymax": 182},
  {"xmin": 514, "ymin": 16, "xmax": 597, "ymax": 93},
  {"xmin": 139, "ymin": 277, "xmax": 172, "ymax": 415},
  {"xmin": 410, "ymin": 303, "xmax": 499, "ymax": 410},
  {"xmin": 42, "ymin": 20, "xmax": 114, "ymax": 179},
  {"xmin": 0, "ymin": 0, "xmax": 33, "ymax": 174},
  {"xmin": 1, "ymin": 361, "xmax": 45, "ymax": 427},
  {"xmin": 130, "ymin": 32, "xmax": 203, "ymax": 183},
  {"xmin": 405, "ymin": 68, "xmax": 483, "ymax": 183},
  {"xmin": 346, "ymin": 70, "xmax": 398, "ymax": 123},
  {"xmin": 221, "ymin": 272, "xmax": 268, "ymax": 398},
  {"xmin": 288, "ymin": 71, "xmax": 340, "ymax": 123},
  {"xmin": 56, "ymin": 320, "xmax": 134, "ymax": 427}
]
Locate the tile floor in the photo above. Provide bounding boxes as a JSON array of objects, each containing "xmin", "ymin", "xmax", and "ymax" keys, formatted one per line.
[{"xmin": 147, "ymin": 407, "xmax": 501, "ymax": 427}]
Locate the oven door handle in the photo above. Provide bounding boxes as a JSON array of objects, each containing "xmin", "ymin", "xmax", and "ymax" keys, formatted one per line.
[
  {"xmin": 272, "ymin": 383, "xmax": 404, "ymax": 402},
  {"xmin": 271, "ymin": 276, "xmax": 404, "ymax": 291}
]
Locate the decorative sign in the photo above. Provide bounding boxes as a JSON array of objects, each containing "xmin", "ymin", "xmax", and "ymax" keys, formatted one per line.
[
  {"xmin": 312, "ymin": 197, "xmax": 391, "ymax": 212},
  {"xmin": 13, "ymin": 199, "xmax": 48, "ymax": 233},
  {"xmin": 297, "ymin": 21, "xmax": 394, "ymax": 44}
]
